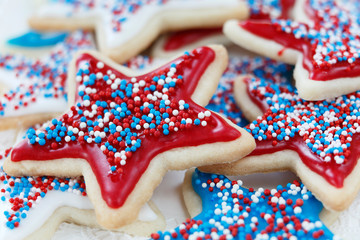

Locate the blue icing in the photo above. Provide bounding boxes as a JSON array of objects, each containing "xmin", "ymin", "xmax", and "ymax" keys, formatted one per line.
[
  {"xmin": 152, "ymin": 169, "xmax": 336, "ymax": 239},
  {"xmin": 8, "ymin": 31, "xmax": 68, "ymax": 48}
]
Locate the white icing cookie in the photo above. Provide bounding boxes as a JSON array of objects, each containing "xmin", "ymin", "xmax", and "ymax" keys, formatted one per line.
[
  {"xmin": 0, "ymin": 31, "xmax": 94, "ymax": 130},
  {"xmin": 29, "ymin": 0, "xmax": 249, "ymax": 62}
]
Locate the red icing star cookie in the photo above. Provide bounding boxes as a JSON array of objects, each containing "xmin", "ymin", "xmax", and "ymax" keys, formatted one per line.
[
  {"xmin": 4, "ymin": 46, "xmax": 255, "ymax": 229},
  {"xmin": 201, "ymin": 73, "xmax": 360, "ymax": 211},
  {"xmin": 223, "ymin": 0, "xmax": 360, "ymax": 100},
  {"xmin": 29, "ymin": 0, "xmax": 249, "ymax": 62}
]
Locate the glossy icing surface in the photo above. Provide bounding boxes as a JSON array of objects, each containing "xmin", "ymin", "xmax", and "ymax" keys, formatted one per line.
[
  {"xmin": 0, "ymin": 142, "xmax": 157, "ymax": 239},
  {"xmin": 163, "ymin": 28, "xmax": 222, "ymax": 51}
]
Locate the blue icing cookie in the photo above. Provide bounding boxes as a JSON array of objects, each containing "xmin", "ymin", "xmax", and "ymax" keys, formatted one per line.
[
  {"xmin": 8, "ymin": 31, "xmax": 68, "ymax": 48},
  {"xmin": 206, "ymin": 56, "xmax": 293, "ymax": 127},
  {"xmin": 152, "ymin": 169, "xmax": 337, "ymax": 240}
]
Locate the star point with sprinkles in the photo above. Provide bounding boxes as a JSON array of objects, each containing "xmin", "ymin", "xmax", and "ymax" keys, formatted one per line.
[
  {"xmin": 5, "ymin": 46, "xmax": 252, "ymax": 228},
  {"xmin": 150, "ymin": 169, "xmax": 337, "ymax": 240},
  {"xmin": 225, "ymin": 0, "xmax": 360, "ymax": 100}
]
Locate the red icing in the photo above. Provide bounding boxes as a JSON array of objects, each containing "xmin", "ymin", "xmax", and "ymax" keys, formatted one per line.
[
  {"xmin": 245, "ymin": 78, "xmax": 359, "ymax": 187},
  {"xmin": 279, "ymin": 0, "xmax": 296, "ymax": 18},
  {"xmin": 11, "ymin": 47, "xmax": 241, "ymax": 208},
  {"xmin": 240, "ymin": 21, "xmax": 360, "ymax": 81},
  {"xmin": 163, "ymin": 28, "xmax": 222, "ymax": 51}
]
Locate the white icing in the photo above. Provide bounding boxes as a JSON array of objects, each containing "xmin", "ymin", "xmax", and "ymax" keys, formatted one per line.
[
  {"xmin": 0, "ymin": 69, "xmax": 67, "ymax": 117},
  {"xmin": 0, "ymin": 0, "xmax": 34, "ymax": 51},
  {"xmin": 52, "ymin": 222, "xmax": 147, "ymax": 240},
  {"xmin": 36, "ymin": 0, "xmax": 241, "ymax": 48},
  {"xmin": 0, "ymin": 184, "xmax": 157, "ymax": 240},
  {"xmin": 0, "ymin": 30, "xmax": 95, "ymax": 119},
  {"xmin": 0, "ymin": 189, "xmax": 93, "ymax": 240},
  {"xmin": 37, "ymin": 2, "xmax": 100, "ymax": 19},
  {"xmin": 0, "ymin": 69, "xmax": 25, "ymax": 89},
  {"xmin": 0, "ymin": 188, "xmax": 157, "ymax": 240},
  {"xmin": 3, "ymin": 97, "xmax": 67, "ymax": 117}
]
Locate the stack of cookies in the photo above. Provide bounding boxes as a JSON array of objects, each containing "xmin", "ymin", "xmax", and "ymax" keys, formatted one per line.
[{"xmin": 0, "ymin": 0, "xmax": 357, "ymax": 239}]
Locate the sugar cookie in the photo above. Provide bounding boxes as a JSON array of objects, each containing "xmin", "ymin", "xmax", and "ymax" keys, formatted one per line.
[{"xmin": 4, "ymin": 46, "xmax": 255, "ymax": 229}]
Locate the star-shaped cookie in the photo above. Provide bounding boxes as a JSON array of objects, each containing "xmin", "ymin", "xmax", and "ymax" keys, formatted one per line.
[
  {"xmin": 151, "ymin": 169, "xmax": 337, "ymax": 240},
  {"xmin": 202, "ymin": 72, "xmax": 360, "ymax": 212},
  {"xmin": 30, "ymin": 0, "xmax": 248, "ymax": 63},
  {"xmin": 0, "ymin": 30, "xmax": 94, "ymax": 130},
  {"xmin": 224, "ymin": 0, "xmax": 360, "ymax": 100},
  {"xmin": 4, "ymin": 46, "xmax": 255, "ymax": 229}
]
